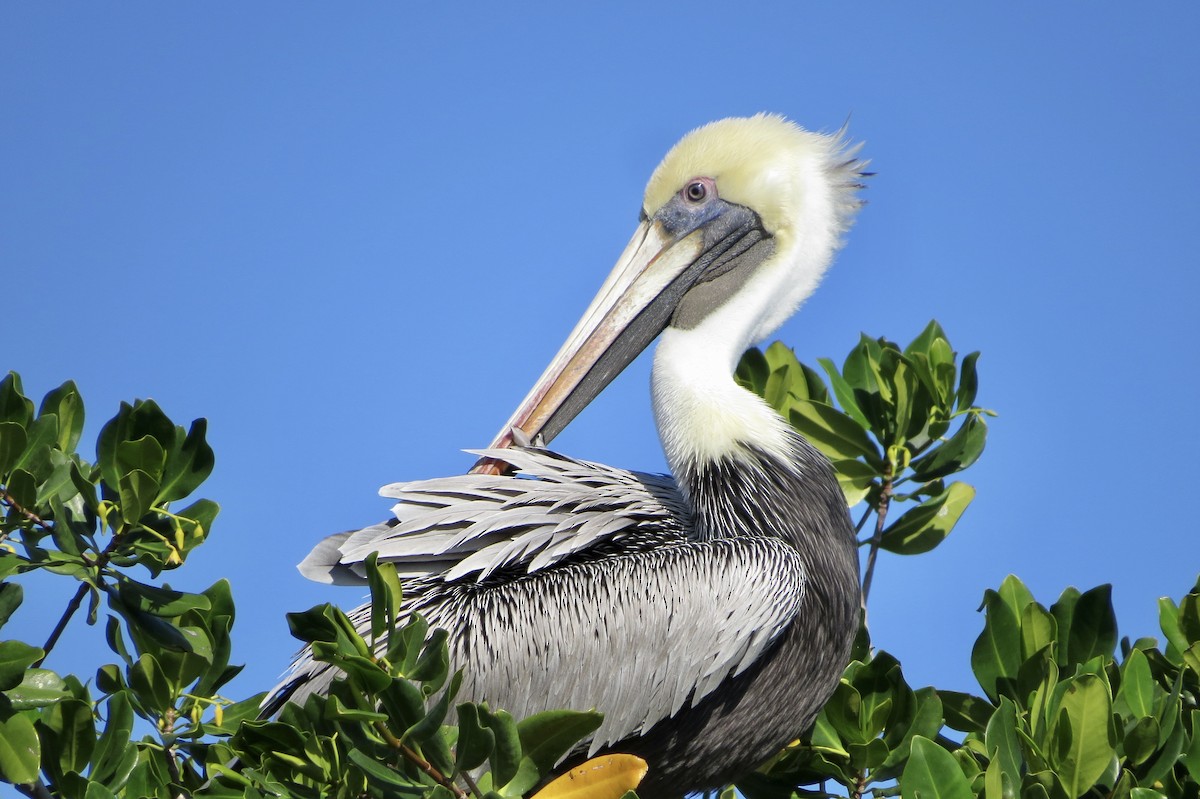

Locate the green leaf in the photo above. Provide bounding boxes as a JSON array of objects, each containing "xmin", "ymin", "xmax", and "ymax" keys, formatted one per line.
[
  {"xmin": 0, "ymin": 640, "xmax": 44, "ymax": 691},
  {"xmin": 325, "ymin": 694, "xmax": 388, "ymax": 723},
  {"xmin": 455, "ymin": 703, "xmax": 496, "ymax": 773},
  {"xmin": 1157, "ymin": 597, "xmax": 1189, "ymax": 663},
  {"xmin": 0, "ymin": 710, "xmax": 41, "ymax": 784},
  {"xmin": 84, "ymin": 781, "xmax": 118, "ymax": 799},
  {"xmin": 128, "ymin": 654, "xmax": 174, "ymax": 714},
  {"xmin": 909, "ymin": 415, "xmax": 988, "ymax": 481},
  {"xmin": 0, "ymin": 374, "xmax": 33, "ymax": 427},
  {"xmin": 1121, "ymin": 715, "xmax": 1159, "ymax": 766},
  {"xmin": 0, "ymin": 583, "xmax": 23, "ymax": 629},
  {"xmin": 4, "ymin": 668, "xmax": 70, "ymax": 709},
  {"xmin": 482, "ymin": 707, "xmax": 522, "ymax": 788},
  {"xmin": 818, "ymin": 357, "xmax": 872, "ymax": 430},
  {"xmin": 1063, "ymin": 585, "xmax": 1117, "ymax": 667},
  {"xmin": 117, "ymin": 468, "xmax": 159, "ymax": 524},
  {"xmin": 1182, "ymin": 709, "xmax": 1200, "ymax": 782},
  {"xmin": 986, "ymin": 697, "xmax": 1023, "ymax": 791},
  {"xmin": 96, "ymin": 400, "xmax": 176, "ymax": 492},
  {"xmin": 904, "ymin": 320, "xmax": 948, "ymax": 358},
  {"xmin": 90, "ymin": 691, "xmax": 135, "ymax": 784},
  {"xmin": 901, "ymin": 736, "xmax": 973, "ymax": 799},
  {"xmin": 1115, "ymin": 648, "xmax": 1154, "ymax": 719},
  {"xmin": 157, "ymin": 418, "xmax": 214, "ymax": 503},
  {"xmin": 0, "ymin": 422, "xmax": 27, "ymax": 476},
  {"xmin": 39, "ymin": 381, "xmax": 84, "ymax": 454},
  {"xmin": 833, "ymin": 458, "xmax": 878, "ymax": 507},
  {"xmin": 939, "ymin": 690, "xmax": 995, "ymax": 734},
  {"xmin": 116, "ymin": 580, "xmax": 211, "ymax": 618},
  {"xmin": 404, "ymin": 671, "xmax": 461, "ymax": 744},
  {"xmin": 972, "ymin": 589, "xmax": 1021, "ymax": 702},
  {"xmin": 11, "ymin": 413, "xmax": 58, "ymax": 480},
  {"xmin": 3, "ymin": 468, "xmax": 36, "ymax": 513},
  {"xmin": 789, "ymin": 400, "xmax": 881, "ymax": 465},
  {"xmin": 367, "ymin": 553, "xmax": 403, "ymax": 645},
  {"xmin": 879, "ymin": 482, "xmax": 974, "ymax": 555},
  {"xmin": 734, "ymin": 347, "xmax": 770, "ymax": 396},
  {"xmin": 956, "ymin": 351, "xmax": 981, "ymax": 412},
  {"xmin": 346, "ymin": 748, "xmax": 424, "ymax": 793},
  {"xmin": 518, "ymin": 709, "xmax": 604, "ymax": 774},
  {"xmin": 1049, "ymin": 674, "xmax": 1115, "ymax": 797},
  {"xmin": 42, "ymin": 697, "xmax": 95, "ymax": 776},
  {"xmin": 1021, "ymin": 603, "xmax": 1057, "ymax": 661}
]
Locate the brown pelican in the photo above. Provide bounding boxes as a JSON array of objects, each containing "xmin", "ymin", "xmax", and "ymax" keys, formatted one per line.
[{"xmin": 280, "ymin": 114, "xmax": 865, "ymax": 797}]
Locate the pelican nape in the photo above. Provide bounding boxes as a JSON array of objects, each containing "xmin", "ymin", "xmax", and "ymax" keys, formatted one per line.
[{"xmin": 275, "ymin": 115, "xmax": 866, "ymax": 797}]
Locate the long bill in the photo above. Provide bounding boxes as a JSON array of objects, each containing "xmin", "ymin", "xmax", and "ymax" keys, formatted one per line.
[{"xmin": 470, "ymin": 218, "xmax": 706, "ymax": 475}]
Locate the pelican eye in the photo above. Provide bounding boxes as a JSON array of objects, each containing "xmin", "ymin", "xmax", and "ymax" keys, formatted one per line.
[{"xmin": 684, "ymin": 180, "xmax": 709, "ymax": 203}]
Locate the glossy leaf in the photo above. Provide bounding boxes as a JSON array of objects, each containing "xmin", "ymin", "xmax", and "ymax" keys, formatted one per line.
[
  {"xmin": 986, "ymin": 697, "xmax": 1023, "ymax": 791},
  {"xmin": 955, "ymin": 351, "xmax": 981, "ymax": 411},
  {"xmin": 0, "ymin": 640, "xmax": 43, "ymax": 691},
  {"xmin": 1049, "ymin": 675, "xmax": 1115, "ymax": 797},
  {"xmin": 789, "ymin": 400, "xmax": 881, "ymax": 465},
  {"xmin": 0, "ymin": 710, "xmax": 40, "ymax": 785},
  {"xmin": 117, "ymin": 580, "xmax": 211, "ymax": 617},
  {"xmin": 42, "ymin": 697, "xmax": 95, "ymax": 776},
  {"xmin": 833, "ymin": 458, "xmax": 877, "ymax": 506},
  {"xmin": 0, "ymin": 582, "xmax": 23, "ymax": 629},
  {"xmin": 157, "ymin": 418, "xmax": 215, "ymax": 503},
  {"xmin": 0, "ymin": 374, "xmax": 33, "ymax": 427},
  {"xmin": 90, "ymin": 691, "xmax": 134, "ymax": 785},
  {"xmin": 0, "ymin": 422, "xmax": 27, "ymax": 476},
  {"xmin": 117, "ymin": 468, "xmax": 159, "ymax": 524},
  {"xmin": 1057, "ymin": 585, "xmax": 1117, "ymax": 668},
  {"xmin": 818, "ymin": 357, "xmax": 872, "ymax": 430},
  {"xmin": 5, "ymin": 668, "xmax": 69, "ymax": 709},
  {"xmin": 972, "ymin": 589, "xmax": 1021, "ymax": 702},
  {"xmin": 11, "ymin": 414, "xmax": 58, "ymax": 480},
  {"xmin": 1116, "ymin": 648, "xmax": 1154, "ymax": 719},
  {"xmin": 483, "ymin": 707, "xmax": 522, "ymax": 788},
  {"xmin": 910, "ymin": 414, "xmax": 988, "ymax": 481},
  {"xmin": 1021, "ymin": 603, "xmax": 1057, "ymax": 661},
  {"xmin": 879, "ymin": 482, "xmax": 974, "ymax": 555},
  {"xmin": 518, "ymin": 709, "xmax": 604, "ymax": 775},
  {"xmin": 38, "ymin": 381, "xmax": 84, "ymax": 454},
  {"xmin": 346, "ymin": 748, "xmax": 423, "ymax": 793},
  {"xmin": 940, "ymin": 690, "xmax": 995, "ymax": 734},
  {"xmin": 901, "ymin": 736, "xmax": 973, "ymax": 799},
  {"xmin": 455, "ymin": 703, "xmax": 496, "ymax": 773}
]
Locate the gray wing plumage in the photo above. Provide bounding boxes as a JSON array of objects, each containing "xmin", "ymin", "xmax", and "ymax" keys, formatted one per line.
[
  {"xmin": 298, "ymin": 447, "xmax": 689, "ymax": 584},
  {"xmin": 285, "ymin": 447, "xmax": 807, "ymax": 752}
]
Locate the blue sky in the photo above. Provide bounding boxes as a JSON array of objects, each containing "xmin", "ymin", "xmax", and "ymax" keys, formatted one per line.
[{"xmin": 4, "ymin": 2, "xmax": 1199, "ymax": 729}]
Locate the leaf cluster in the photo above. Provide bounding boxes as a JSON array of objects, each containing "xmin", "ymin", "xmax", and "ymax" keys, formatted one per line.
[
  {"xmin": 736, "ymin": 321, "xmax": 990, "ymax": 567},
  {"xmin": 744, "ymin": 576, "xmax": 1200, "ymax": 799},
  {"xmin": 0, "ymin": 374, "xmax": 241, "ymax": 794},
  {"xmin": 207, "ymin": 553, "xmax": 619, "ymax": 798}
]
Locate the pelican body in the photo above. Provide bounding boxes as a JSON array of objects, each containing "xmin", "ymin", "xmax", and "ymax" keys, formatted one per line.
[{"xmin": 281, "ymin": 115, "xmax": 866, "ymax": 797}]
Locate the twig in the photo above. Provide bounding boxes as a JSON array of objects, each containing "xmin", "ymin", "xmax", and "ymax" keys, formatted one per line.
[
  {"xmin": 14, "ymin": 780, "xmax": 53, "ymax": 799},
  {"xmin": 373, "ymin": 721, "xmax": 468, "ymax": 799},
  {"xmin": 35, "ymin": 583, "xmax": 89, "ymax": 666},
  {"xmin": 0, "ymin": 488, "xmax": 55, "ymax": 538},
  {"xmin": 35, "ymin": 529, "xmax": 125, "ymax": 667},
  {"xmin": 853, "ymin": 503, "xmax": 873, "ymax": 535},
  {"xmin": 859, "ymin": 468, "xmax": 893, "ymax": 607},
  {"xmin": 459, "ymin": 768, "xmax": 483, "ymax": 799}
]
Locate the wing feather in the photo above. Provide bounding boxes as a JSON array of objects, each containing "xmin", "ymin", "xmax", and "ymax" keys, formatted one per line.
[
  {"xmin": 407, "ymin": 538, "xmax": 806, "ymax": 750},
  {"xmin": 285, "ymin": 446, "xmax": 804, "ymax": 751},
  {"xmin": 301, "ymin": 447, "xmax": 690, "ymax": 584}
]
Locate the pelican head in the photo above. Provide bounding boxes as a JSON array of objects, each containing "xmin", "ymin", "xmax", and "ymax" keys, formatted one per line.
[{"xmin": 481, "ymin": 114, "xmax": 866, "ymax": 472}]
